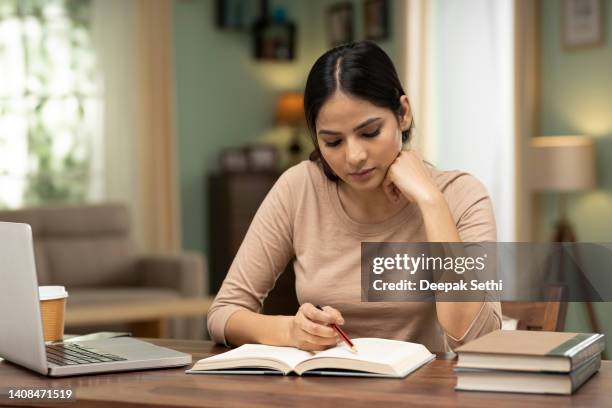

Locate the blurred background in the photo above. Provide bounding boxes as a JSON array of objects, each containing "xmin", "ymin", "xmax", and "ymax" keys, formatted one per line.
[{"xmin": 0, "ymin": 0, "xmax": 610, "ymax": 351}]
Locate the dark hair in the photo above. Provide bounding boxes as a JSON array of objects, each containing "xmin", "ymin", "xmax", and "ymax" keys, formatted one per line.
[{"xmin": 303, "ymin": 41, "xmax": 413, "ymax": 181}]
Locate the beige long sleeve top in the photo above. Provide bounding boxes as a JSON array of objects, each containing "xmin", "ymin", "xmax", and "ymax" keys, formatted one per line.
[{"xmin": 207, "ymin": 160, "xmax": 502, "ymax": 352}]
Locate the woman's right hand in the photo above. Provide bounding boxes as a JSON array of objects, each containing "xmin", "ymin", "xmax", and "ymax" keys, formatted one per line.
[{"xmin": 286, "ymin": 303, "xmax": 345, "ymax": 351}]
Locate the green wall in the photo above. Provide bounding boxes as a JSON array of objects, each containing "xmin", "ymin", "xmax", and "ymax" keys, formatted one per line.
[
  {"xmin": 540, "ymin": 0, "xmax": 612, "ymax": 352},
  {"xmin": 173, "ymin": 0, "xmax": 316, "ymax": 261},
  {"xmin": 173, "ymin": 0, "xmax": 403, "ymax": 267}
]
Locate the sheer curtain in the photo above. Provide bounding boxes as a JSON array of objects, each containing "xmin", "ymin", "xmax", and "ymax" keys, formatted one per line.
[
  {"xmin": 91, "ymin": 0, "xmax": 180, "ymax": 252},
  {"xmin": 406, "ymin": 0, "xmax": 516, "ymax": 241},
  {"xmin": 404, "ymin": 0, "xmax": 432, "ymax": 158}
]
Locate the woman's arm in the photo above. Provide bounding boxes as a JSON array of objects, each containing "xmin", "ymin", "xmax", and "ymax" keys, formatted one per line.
[
  {"xmin": 415, "ymin": 190, "xmax": 487, "ymax": 340},
  {"xmin": 385, "ymin": 150, "xmax": 500, "ymax": 342},
  {"xmin": 207, "ymin": 167, "xmax": 343, "ymax": 350},
  {"xmin": 225, "ymin": 310, "xmax": 293, "ymax": 346},
  {"xmin": 206, "ymin": 171, "xmax": 296, "ymax": 345}
]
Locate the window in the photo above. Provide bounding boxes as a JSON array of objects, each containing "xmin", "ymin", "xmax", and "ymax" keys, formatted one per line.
[{"xmin": 0, "ymin": 0, "xmax": 102, "ymax": 208}]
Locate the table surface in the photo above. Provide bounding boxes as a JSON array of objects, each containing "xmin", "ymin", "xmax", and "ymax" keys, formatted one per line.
[{"xmin": 1, "ymin": 338, "xmax": 610, "ymax": 408}]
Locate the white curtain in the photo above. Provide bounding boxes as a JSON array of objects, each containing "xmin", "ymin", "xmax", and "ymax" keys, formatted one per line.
[
  {"xmin": 407, "ymin": 0, "xmax": 516, "ymax": 241},
  {"xmin": 91, "ymin": 0, "xmax": 181, "ymax": 252},
  {"xmin": 91, "ymin": 0, "xmax": 143, "ymax": 245},
  {"xmin": 404, "ymin": 0, "xmax": 431, "ymax": 158}
]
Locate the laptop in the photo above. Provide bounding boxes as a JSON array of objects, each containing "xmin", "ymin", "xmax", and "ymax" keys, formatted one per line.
[{"xmin": 0, "ymin": 222, "xmax": 192, "ymax": 377}]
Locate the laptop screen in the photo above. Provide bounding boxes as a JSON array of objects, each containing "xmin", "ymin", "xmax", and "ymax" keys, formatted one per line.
[{"xmin": 0, "ymin": 222, "xmax": 48, "ymax": 375}]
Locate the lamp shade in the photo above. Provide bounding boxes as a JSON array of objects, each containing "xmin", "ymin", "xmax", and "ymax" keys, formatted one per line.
[
  {"xmin": 530, "ymin": 136, "xmax": 596, "ymax": 192},
  {"xmin": 275, "ymin": 92, "xmax": 305, "ymax": 126}
]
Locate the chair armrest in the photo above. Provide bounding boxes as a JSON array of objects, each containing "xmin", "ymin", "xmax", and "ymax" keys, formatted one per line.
[{"xmin": 137, "ymin": 251, "xmax": 208, "ymax": 298}]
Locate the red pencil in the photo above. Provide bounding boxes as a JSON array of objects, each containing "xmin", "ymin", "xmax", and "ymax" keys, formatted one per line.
[{"xmin": 316, "ymin": 305, "xmax": 358, "ymax": 353}]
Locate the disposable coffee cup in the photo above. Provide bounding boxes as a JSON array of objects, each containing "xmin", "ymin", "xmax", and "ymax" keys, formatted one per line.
[{"xmin": 38, "ymin": 286, "xmax": 68, "ymax": 342}]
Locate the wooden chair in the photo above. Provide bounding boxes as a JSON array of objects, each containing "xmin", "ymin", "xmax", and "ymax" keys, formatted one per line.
[{"xmin": 501, "ymin": 285, "xmax": 568, "ymax": 332}]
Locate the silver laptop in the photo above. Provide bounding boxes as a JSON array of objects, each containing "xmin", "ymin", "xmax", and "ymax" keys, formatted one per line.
[{"xmin": 0, "ymin": 222, "xmax": 192, "ymax": 377}]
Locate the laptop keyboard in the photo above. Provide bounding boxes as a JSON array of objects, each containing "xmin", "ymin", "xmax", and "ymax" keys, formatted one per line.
[{"xmin": 45, "ymin": 343, "xmax": 127, "ymax": 366}]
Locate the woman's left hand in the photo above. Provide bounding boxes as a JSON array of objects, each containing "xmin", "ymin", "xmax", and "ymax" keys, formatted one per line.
[{"xmin": 382, "ymin": 150, "xmax": 440, "ymax": 205}]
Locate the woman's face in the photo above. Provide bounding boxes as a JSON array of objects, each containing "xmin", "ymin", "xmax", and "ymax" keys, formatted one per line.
[{"xmin": 315, "ymin": 91, "xmax": 411, "ymax": 192}]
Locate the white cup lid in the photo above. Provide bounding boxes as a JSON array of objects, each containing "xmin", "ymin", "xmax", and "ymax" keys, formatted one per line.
[{"xmin": 38, "ymin": 286, "xmax": 68, "ymax": 301}]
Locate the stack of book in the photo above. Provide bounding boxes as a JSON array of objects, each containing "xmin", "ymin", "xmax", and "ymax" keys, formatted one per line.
[{"xmin": 455, "ymin": 330, "xmax": 605, "ymax": 395}]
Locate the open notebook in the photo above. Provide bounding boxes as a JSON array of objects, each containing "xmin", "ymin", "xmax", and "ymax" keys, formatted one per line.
[{"xmin": 186, "ymin": 338, "xmax": 435, "ymax": 378}]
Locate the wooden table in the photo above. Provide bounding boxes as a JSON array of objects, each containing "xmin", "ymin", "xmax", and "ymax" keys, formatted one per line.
[
  {"xmin": 65, "ymin": 297, "xmax": 214, "ymax": 337},
  {"xmin": 1, "ymin": 339, "xmax": 610, "ymax": 407}
]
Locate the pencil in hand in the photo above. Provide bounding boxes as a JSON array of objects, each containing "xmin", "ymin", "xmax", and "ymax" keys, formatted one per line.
[{"xmin": 315, "ymin": 305, "xmax": 358, "ymax": 353}]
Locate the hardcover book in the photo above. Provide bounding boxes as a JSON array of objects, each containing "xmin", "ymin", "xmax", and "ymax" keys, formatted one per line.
[
  {"xmin": 455, "ymin": 330, "xmax": 605, "ymax": 372},
  {"xmin": 455, "ymin": 354, "xmax": 601, "ymax": 395},
  {"xmin": 187, "ymin": 338, "xmax": 434, "ymax": 378}
]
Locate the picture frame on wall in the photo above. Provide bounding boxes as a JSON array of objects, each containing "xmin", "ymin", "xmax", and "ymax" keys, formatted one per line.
[
  {"xmin": 216, "ymin": 0, "xmax": 260, "ymax": 30},
  {"xmin": 326, "ymin": 3, "xmax": 354, "ymax": 47},
  {"xmin": 364, "ymin": 0, "xmax": 389, "ymax": 41},
  {"xmin": 253, "ymin": 21, "xmax": 296, "ymax": 60},
  {"xmin": 562, "ymin": 0, "xmax": 605, "ymax": 49}
]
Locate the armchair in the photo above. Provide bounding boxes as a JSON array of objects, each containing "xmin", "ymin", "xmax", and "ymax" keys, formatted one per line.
[{"xmin": 0, "ymin": 203, "xmax": 208, "ymax": 339}]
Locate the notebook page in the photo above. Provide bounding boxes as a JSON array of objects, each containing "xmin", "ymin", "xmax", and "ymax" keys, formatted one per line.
[
  {"xmin": 197, "ymin": 344, "xmax": 314, "ymax": 370},
  {"xmin": 308, "ymin": 338, "xmax": 428, "ymax": 366}
]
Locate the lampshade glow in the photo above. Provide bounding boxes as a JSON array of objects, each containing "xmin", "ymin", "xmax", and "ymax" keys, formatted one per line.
[
  {"xmin": 530, "ymin": 136, "xmax": 596, "ymax": 192},
  {"xmin": 275, "ymin": 92, "xmax": 305, "ymax": 126}
]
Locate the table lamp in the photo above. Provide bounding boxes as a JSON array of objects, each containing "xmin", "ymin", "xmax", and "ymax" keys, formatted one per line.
[
  {"xmin": 530, "ymin": 135, "xmax": 596, "ymax": 241},
  {"xmin": 275, "ymin": 92, "xmax": 306, "ymax": 167},
  {"xmin": 530, "ymin": 135, "xmax": 602, "ymax": 342}
]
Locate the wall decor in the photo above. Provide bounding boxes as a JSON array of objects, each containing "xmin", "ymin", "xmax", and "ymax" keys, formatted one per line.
[
  {"xmin": 253, "ymin": 20, "xmax": 295, "ymax": 60},
  {"xmin": 326, "ymin": 3, "xmax": 354, "ymax": 47},
  {"xmin": 251, "ymin": 3, "xmax": 296, "ymax": 60},
  {"xmin": 247, "ymin": 145, "xmax": 278, "ymax": 171},
  {"xmin": 216, "ymin": 0, "xmax": 260, "ymax": 30},
  {"xmin": 220, "ymin": 145, "xmax": 278, "ymax": 172},
  {"xmin": 220, "ymin": 147, "xmax": 249, "ymax": 172},
  {"xmin": 364, "ymin": 0, "xmax": 389, "ymax": 41},
  {"xmin": 563, "ymin": 0, "xmax": 605, "ymax": 49}
]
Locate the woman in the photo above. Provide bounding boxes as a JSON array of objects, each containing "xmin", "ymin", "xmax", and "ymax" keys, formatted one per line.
[{"xmin": 207, "ymin": 41, "xmax": 501, "ymax": 352}]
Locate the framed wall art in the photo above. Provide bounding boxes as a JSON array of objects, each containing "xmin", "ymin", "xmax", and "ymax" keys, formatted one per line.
[
  {"xmin": 364, "ymin": 0, "xmax": 389, "ymax": 41},
  {"xmin": 563, "ymin": 0, "xmax": 605, "ymax": 49},
  {"xmin": 326, "ymin": 3, "xmax": 354, "ymax": 47}
]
